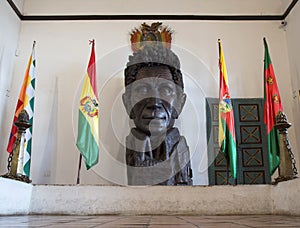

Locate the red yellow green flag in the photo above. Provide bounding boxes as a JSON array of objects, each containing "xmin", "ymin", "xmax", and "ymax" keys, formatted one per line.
[
  {"xmin": 76, "ymin": 40, "xmax": 99, "ymax": 170},
  {"xmin": 263, "ymin": 37, "xmax": 282, "ymax": 175},
  {"xmin": 7, "ymin": 41, "xmax": 36, "ymax": 177},
  {"xmin": 218, "ymin": 39, "xmax": 237, "ymax": 179}
]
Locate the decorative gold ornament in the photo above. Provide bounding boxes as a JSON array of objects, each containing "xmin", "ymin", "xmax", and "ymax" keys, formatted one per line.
[
  {"xmin": 130, "ymin": 22, "xmax": 173, "ymax": 52},
  {"xmin": 267, "ymin": 76, "xmax": 273, "ymax": 85},
  {"xmin": 273, "ymin": 94, "xmax": 279, "ymax": 103}
]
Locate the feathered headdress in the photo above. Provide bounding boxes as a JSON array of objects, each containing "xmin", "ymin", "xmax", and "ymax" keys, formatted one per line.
[{"xmin": 130, "ymin": 22, "xmax": 173, "ymax": 52}]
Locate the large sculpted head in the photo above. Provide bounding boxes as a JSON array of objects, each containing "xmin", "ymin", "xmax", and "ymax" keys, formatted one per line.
[{"xmin": 123, "ymin": 43, "xmax": 186, "ymax": 136}]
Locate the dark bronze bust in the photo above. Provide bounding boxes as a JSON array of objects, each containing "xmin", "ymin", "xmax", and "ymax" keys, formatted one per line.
[{"xmin": 123, "ymin": 23, "xmax": 193, "ymax": 185}]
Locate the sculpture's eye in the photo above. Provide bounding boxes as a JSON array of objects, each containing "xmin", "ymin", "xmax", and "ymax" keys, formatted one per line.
[
  {"xmin": 135, "ymin": 85, "xmax": 149, "ymax": 95},
  {"xmin": 159, "ymin": 83, "xmax": 175, "ymax": 96}
]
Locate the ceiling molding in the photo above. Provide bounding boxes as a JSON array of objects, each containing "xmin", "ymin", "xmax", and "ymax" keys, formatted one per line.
[
  {"xmin": 283, "ymin": 0, "xmax": 299, "ymax": 18},
  {"xmin": 7, "ymin": 0, "xmax": 298, "ymax": 21},
  {"xmin": 7, "ymin": 0, "xmax": 22, "ymax": 19}
]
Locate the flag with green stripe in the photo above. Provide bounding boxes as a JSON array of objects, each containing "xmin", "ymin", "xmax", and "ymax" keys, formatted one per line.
[
  {"xmin": 76, "ymin": 40, "xmax": 99, "ymax": 169},
  {"xmin": 218, "ymin": 39, "xmax": 237, "ymax": 179},
  {"xmin": 263, "ymin": 38, "xmax": 283, "ymax": 175}
]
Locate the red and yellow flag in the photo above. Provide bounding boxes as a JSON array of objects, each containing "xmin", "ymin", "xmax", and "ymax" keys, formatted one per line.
[
  {"xmin": 218, "ymin": 39, "xmax": 237, "ymax": 179},
  {"xmin": 263, "ymin": 38, "xmax": 282, "ymax": 175},
  {"xmin": 76, "ymin": 40, "xmax": 99, "ymax": 170}
]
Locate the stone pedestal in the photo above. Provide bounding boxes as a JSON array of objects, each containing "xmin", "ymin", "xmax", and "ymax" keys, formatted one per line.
[
  {"xmin": 1, "ymin": 110, "xmax": 32, "ymax": 183},
  {"xmin": 274, "ymin": 111, "xmax": 298, "ymax": 183}
]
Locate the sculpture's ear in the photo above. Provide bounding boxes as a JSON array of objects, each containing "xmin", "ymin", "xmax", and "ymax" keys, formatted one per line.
[
  {"xmin": 178, "ymin": 92, "xmax": 187, "ymax": 116},
  {"xmin": 122, "ymin": 92, "xmax": 135, "ymax": 119},
  {"xmin": 173, "ymin": 92, "xmax": 186, "ymax": 119}
]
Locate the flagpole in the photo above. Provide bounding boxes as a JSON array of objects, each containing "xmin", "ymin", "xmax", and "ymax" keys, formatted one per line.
[{"xmin": 76, "ymin": 154, "xmax": 82, "ymax": 184}]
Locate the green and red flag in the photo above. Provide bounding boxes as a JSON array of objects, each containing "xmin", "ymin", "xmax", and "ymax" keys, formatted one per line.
[
  {"xmin": 218, "ymin": 39, "xmax": 237, "ymax": 179},
  {"xmin": 263, "ymin": 37, "xmax": 283, "ymax": 175},
  {"xmin": 7, "ymin": 41, "xmax": 36, "ymax": 177},
  {"xmin": 76, "ymin": 40, "xmax": 99, "ymax": 170}
]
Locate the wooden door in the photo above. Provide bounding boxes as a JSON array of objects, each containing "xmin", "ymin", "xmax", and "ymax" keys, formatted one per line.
[{"xmin": 206, "ymin": 98, "xmax": 271, "ymax": 185}]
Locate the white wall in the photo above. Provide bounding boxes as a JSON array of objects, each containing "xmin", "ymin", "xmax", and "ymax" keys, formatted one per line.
[
  {"xmin": 1, "ymin": 0, "xmax": 297, "ymax": 185},
  {"xmin": 0, "ymin": 1, "xmax": 21, "ymax": 175},
  {"xmin": 285, "ymin": 2, "xmax": 300, "ymax": 175}
]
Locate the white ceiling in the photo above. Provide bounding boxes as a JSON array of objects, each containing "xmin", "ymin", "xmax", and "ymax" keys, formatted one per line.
[{"xmin": 13, "ymin": 0, "xmax": 295, "ymax": 16}]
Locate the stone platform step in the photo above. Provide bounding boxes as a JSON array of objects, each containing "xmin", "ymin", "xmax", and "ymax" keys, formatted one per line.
[{"xmin": 1, "ymin": 177, "xmax": 300, "ymax": 215}]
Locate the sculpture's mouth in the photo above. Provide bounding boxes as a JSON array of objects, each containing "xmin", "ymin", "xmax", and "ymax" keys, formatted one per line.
[{"xmin": 143, "ymin": 116, "xmax": 166, "ymax": 120}]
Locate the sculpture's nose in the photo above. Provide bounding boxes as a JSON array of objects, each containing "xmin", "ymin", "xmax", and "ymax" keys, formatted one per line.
[
  {"xmin": 146, "ymin": 98, "xmax": 163, "ymax": 110},
  {"xmin": 144, "ymin": 98, "xmax": 165, "ymax": 119}
]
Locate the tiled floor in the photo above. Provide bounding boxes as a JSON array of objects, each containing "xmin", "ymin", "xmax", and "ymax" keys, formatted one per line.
[{"xmin": 0, "ymin": 215, "xmax": 299, "ymax": 227}]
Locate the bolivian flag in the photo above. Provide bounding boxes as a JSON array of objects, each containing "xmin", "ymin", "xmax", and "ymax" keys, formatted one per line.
[
  {"xmin": 263, "ymin": 38, "xmax": 282, "ymax": 175},
  {"xmin": 218, "ymin": 39, "xmax": 237, "ymax": 179},
  {"xmin": 76, "ymin": 40, "xmax": 99, "ymax": 170}
]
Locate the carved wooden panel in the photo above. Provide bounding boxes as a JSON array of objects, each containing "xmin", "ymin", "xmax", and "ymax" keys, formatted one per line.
[
  {"xmin": 242, "ymin": 148, "xmax": 264, "ymax": 167},
  {"xmin": 240, "ymin": 125, "xmax": 262, "ymax": 144},
  {"xmin": 239, "ymin": 104, "xmax": 259, "ymax": 122},
  {"xmin": 243, "ymin": 171, "xmax": 265, "ymax": 184}
]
